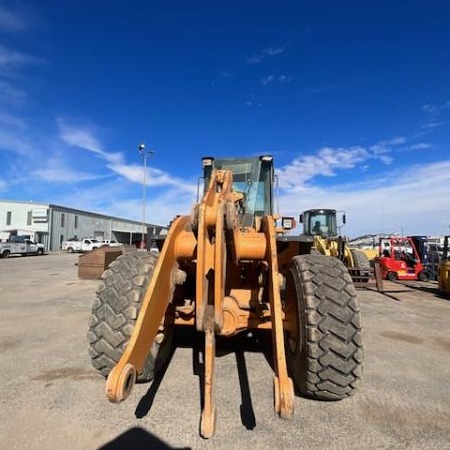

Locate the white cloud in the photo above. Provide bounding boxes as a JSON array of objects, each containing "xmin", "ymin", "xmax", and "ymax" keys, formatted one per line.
[
  {"xmin": 262, "ymin": 74, "xmax": 292, "ymax": 85},
  {"xmin": 278, "ymin": 75, "xmax": 292, "ymax": 83},
  {"xmin": 422, "ymin": 100, "xmax": 450, "ymax": 114},
  {"xmin": 422, "ymin": 104, "xmax": 437, "ymax": 113},
  {"xmin": 57, "ymin": 119, "xmax": 197, "ymax": 195},
  {"xmin": 47, "ymin": 174, "xmax": 197, "ymax": 227},
  {"xmin": 276, "ymin": 139, "xmax": 403, "ymax": 191},
  {"xmin": 420, "ymin": 100, "xmax": 450, "ymax": 131},
  {"xmin": 0, "ymin": 80, "xmax": 27, "ymax": 106},
  {"xmin": 262, "ymin": 75, "xmax": 275, "ymax": 85},
  {"xmin": 12, "ymin": 145, "xmax": 449, "ymax": 237},
  {"xmin": 245, "ymin": 94, "xmax": 263, "ymax": 107},
  {"xmin": 0, "ymin": 6, "xmax": 27, "ymax": 32},
  {"xmin": 0, "ymin": 129, "xmax": 34, "ymax": 155},
  {"xmin": 409, "ymin": 143, "xmax": 431, "ymax": 150},
  {"xmin": 0, "ymin": 44, "xmax": 44, "ymax": 74},
  {"xmin": 421, "ymin": 121, "xmax": 446, "ymax": 129},
  {"xmin": 57, "ymin": 120, "xmax": 102, "ymax": 152},
  {"xmin": 108, "ymin": 162, "xmax": 197, "ymax": 194},
  {"xmin": 0, "ymin": 111, "xmax": 27, "ymax": 128},
  {"xmin": 247, "ymin": 45, "xmax": 287, "ymax": 64},
  {"xmin": 370, "ymin": 137, "xmax": 406, "ymax": 155},
  {"xmin": 57, "ymin": 120, "xmax": 122, "ymax": 164},
  {"xmin": 378, "ymin": 155, "xmax": 393, "ymax": 165},
  {"xmin": 278, "ymin": 160, "xmax": 450, "ymax": 237},
  {"xmin": 31, "ymin": 157, "xmax": 105, "ymax": 183}
]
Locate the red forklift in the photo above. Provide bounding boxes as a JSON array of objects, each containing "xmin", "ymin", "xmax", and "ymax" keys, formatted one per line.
[{"xmin": 377, "ymin": 236, "xmax": 430, "ymax": 282}]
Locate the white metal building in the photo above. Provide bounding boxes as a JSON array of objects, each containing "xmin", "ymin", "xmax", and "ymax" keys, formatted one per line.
[{"xmin": 0, "ymin": 200, "xmax": 166, "ymax": 251}]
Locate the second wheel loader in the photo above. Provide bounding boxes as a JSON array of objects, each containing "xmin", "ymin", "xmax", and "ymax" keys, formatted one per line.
[
  {"xmin": 88, "ymin": 156, "xmax": 363, "ymax": 438},
  {"xmin": 300, "ymin": 208, "xmax": 373, "ymax": 285}
]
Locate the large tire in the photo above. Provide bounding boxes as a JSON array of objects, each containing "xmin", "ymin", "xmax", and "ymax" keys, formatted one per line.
[
  {"xmin": 87, "ymin": 252, "xmax": 173, "ymax": 382},
  {"xmin": 387, "ymin": 271, "xmax": 397, "ymax": 282},
  {"xmin": 418, "ymin": 270, "xmax": 430, "ymax": 282},
  {"xmin": 350, "ymin": 249, "xmax": 371, "ymax": 270},
  {"xmin": 284, "ymin": 253, "xmax": 363, "ymax": 400},
  {"xmin": 2, "ymin": 250, "xmax": 10, "ymax": 258},
  {"xmin": 349, "ymin": 248, "xmax": 372, "ymax": 283}
]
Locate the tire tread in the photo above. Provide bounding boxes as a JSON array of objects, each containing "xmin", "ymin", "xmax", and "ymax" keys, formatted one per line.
[{"xmin": 289, "ymin": 254, "xmax": 363, "ymax": 400}]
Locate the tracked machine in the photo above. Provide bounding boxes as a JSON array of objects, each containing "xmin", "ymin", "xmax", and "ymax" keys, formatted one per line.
[{"xmin": 88, "ymin": 155, "xmax": 363, "ymax": 438}]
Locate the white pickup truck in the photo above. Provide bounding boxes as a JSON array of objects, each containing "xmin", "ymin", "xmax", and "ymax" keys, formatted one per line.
[
  {"xmin": 0, "ymin": 239, "xmax": 45, "ymax": 258},
  {"xmin": 100, "ymin": 240, "xmax": 122, "ymax": 247},
  {"xmin": 62, "ymin": 238, "xmax": 104, "ymax": 253}
]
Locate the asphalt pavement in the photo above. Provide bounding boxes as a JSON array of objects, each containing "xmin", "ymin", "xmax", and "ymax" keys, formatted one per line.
[{"xmin": 0, "ymin": 253, "xmax": 449, "ymax": 450}]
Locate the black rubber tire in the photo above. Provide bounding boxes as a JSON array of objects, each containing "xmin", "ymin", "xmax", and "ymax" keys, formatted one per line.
[
  {"xmin": 284, "ymin": 253, "xmax": 363, "ymax": 400},
  {"xmin": 87, "ymin": 251, "xmax": 173, "ymax": 382},
  {"xmin": 350, "ymin": 249, "xmax": 371, "ymax": 270},
  {"xmin": 67, "ymin": 247, "xmax": 74, "ymax": 253},
  {"xmin": 349, "ymin": 248, "xmax": 372, "ymax": 283},
  {"xmin": 38, "ymin": 248, "xmax": 44, "ymax": 256},
  {"xmin": 387, "ymin": 271, "xmax": 397, "ymax": 282},
  {"xmin": 2, "ymin": 250, "xmax": 10, "ymax": 258},
  {"xmin": 418, "ymin": 270, "xmax": 430, "ymax": 282}
]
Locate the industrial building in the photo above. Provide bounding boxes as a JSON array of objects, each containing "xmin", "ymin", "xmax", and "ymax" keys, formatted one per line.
[{"xmin": 0, "ymin": 200, "xmax": 165, "ymax": 251}]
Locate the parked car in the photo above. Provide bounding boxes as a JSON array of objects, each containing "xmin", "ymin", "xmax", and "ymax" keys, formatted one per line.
[
  {"xmin": 62, "ymin": 238, "xmax": 103, "ymax": 253},
  {"xmin": 100, "ymin": 240, "xmax": 123, "ymax": 247}
]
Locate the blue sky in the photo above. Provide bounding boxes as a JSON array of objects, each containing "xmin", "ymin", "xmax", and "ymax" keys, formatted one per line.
[{"xmin": 0, "ymin": 1, "xmax": 449, "ymax": 238}]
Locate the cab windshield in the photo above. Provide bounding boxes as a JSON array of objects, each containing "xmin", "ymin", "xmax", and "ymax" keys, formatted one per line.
[
  {"xmin": 305, "ymin": 211, "xmax": 337, "ymax": 237},
  {"xmin": 205, "ymin": 157, "xmax": 273, "ymax": 216}
]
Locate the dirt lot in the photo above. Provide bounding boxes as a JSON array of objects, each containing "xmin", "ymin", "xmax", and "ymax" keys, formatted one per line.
[{"xmin": 0, "ymin": 253, "xmax": 449, "ymax": 450}]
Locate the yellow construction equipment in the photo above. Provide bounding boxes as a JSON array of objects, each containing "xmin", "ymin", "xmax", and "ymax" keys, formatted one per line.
[
  {"xmin": 299, "ymin": 208, "xmax": 373, "ymax": 285},
  {"xmin": 88, "ymin": 156, "xmax": 363, "ymax": 438},
  {"xmin": 438, "ymin": 236, "xmax": 450, "ymax": 295}
]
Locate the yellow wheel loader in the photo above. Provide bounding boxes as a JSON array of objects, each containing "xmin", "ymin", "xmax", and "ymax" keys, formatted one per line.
[
  {"xmin": 88, "ymin": 156, "xmax": 363, "ymax": 438},
  {"xmin": 438, "ymin": 236, "xmax": 450, "ymax": 295},
  {"xmin": 299, "ymin": 208, "xmax": 374, "ymax": 285}
]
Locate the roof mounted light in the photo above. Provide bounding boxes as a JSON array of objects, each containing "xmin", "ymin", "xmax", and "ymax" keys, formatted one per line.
[
  {"xmin": 202, "ymin": 157, "xmax": 214, "ymax": 167},
  {"xmin": 260, "ymin": 155, "xmax": 273, "ymax": 162}
]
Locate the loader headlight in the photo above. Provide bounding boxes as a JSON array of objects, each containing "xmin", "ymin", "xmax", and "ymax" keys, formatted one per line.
[{"xmin": 282, "ymin": 217, "xmax": 295, "ymax": 230}]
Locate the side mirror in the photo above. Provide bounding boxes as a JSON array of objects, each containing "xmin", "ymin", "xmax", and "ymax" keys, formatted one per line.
[
  {"xmin": 299, "ymin": 214, "xmax": 304, "ymax": 224},
  {"xmin": 342, "ymin": 214, "xmax": 346, "ymax": 224}
]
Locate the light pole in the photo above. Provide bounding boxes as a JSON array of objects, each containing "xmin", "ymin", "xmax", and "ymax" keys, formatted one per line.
[{"xmin": 138, "ymin": 143, "xmax": 154, "ymax": 249}]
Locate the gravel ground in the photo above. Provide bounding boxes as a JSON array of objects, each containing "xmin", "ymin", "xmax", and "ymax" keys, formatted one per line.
[{"xmin": 0, "ymin": 252, "xmax": 449, "ymax": 450}]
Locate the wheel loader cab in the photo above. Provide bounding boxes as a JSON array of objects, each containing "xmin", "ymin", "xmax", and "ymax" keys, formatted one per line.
[
  {"xmin": 300, "ymin": 208, "xmax": 339, "ymax": 238},
  {"xmin": 202, "ymin": 155, "xmax": 274, "ymax": 228}
]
